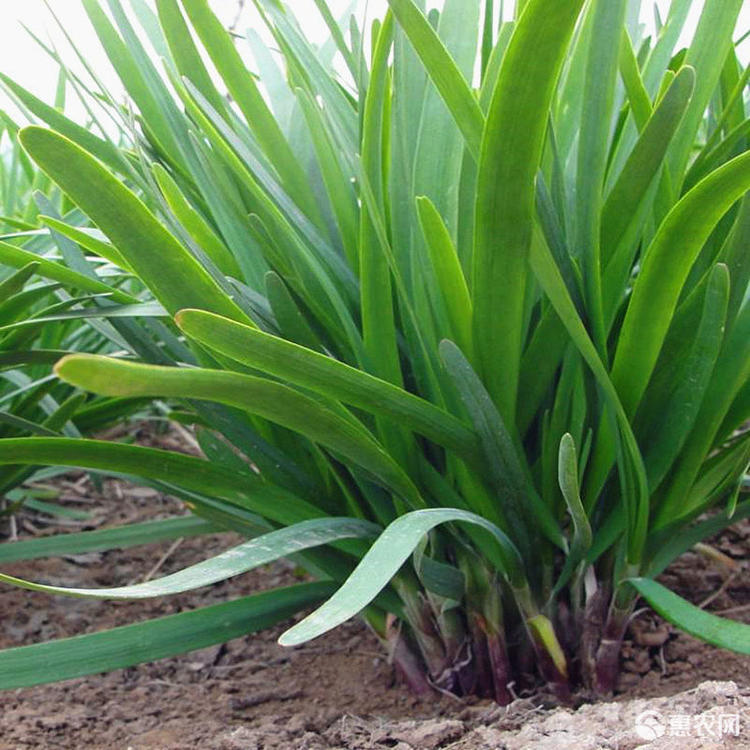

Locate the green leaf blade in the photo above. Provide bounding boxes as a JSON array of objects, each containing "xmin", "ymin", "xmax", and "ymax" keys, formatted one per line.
[
  {"xmin": 18, "ymin": 126, "xmax": 251, "ymax": 323},
  {"xmin": 612, "ymin": 150, "xmax": 750, "ymax": 416},
  {"xmin": 630, "ymin": 577, "xmax": 750, "ymax": 655},
  {"xmin": 279, "ymin": 508, "xmax": 525, "ymax": 646},
  {"xmin": 473, "ymin": 0, "xmax": 584, "ymax": 421},
  {"xmin": 0, "ymin": 582, "xmax": 335, "ymax": 689},
  {"xmin": 0, "ymin": 518, "xmax": 378, "ymax": 599}
]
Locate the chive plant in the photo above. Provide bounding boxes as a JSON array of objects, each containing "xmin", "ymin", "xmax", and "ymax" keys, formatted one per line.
[
  {"xmin": 0, "ymin": 0, "xmax": 748, "ymax": 700},
  {"xmin": 0, "ymin": 102, "xmax": 148, "ymax": 527}
]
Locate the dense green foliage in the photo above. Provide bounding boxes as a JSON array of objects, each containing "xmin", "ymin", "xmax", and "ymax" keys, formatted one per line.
[
  {"xmin": 0, "ymin": 98, "xmax": 150, "ymax": 528},
  {"xmin": 0, "ymin": 0, "xmax": 748, "ymax": 700}
]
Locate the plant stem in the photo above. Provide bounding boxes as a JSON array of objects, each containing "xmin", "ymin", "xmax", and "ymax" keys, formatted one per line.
[
  {"xmin": 483, "ymin": 618, "xmax": 514, "ymax": 704},
  {"xmin": 385, "ymin": 614, "xmax": 433, "ymax": 696},
  {"xmin": 593, "ymin": 579, "xmax": 638, "ymax": 695},
  {"xmin": 580, "ymin": 572, "xmax": 608, "ymax": 690},
  {"xmin": 393, "ymin": 574, "xmax": 449, "ymax": 680}
]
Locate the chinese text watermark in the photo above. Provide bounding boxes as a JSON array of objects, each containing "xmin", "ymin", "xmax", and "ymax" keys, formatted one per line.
[{"xmin": 635, "ymin": 709, "xmax": 742, "ymax": 741}]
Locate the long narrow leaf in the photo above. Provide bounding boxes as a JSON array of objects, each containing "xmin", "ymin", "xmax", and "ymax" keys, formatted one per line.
[
  {"xmin": 612, "ymin": 150, "xmax": 750, "ymax": 416},
  {"xmin": 175, "ymin": 309, "xmax": 482, "ymax": 463},
  {"xmin": 279, "ymin": 508, "xmax": 526, "ymax": 646},
  {"xmin": 473, "ymin": 0, "xmax": 584, "ymax": 421},
  {"xmin": 0, "ymin": 516, "xmax": 218, "ymax": 562},
  {"xmin": 630, "ymin": 577, "xmax": 750, "ymax": 655},
  {"xmin": 0, "ymin": 518, "xmax": 378, "ymax": 598},
  {"xmin": 0, "ymin": 582, "xmax": 335, "ymax": 689},
  {"xmin": 19, "ymin": 127, "xmax": 251, "ymax": 322},
  {"xmin": 55, "ymin": 354, "xmax": 422, "ymax": 506}
]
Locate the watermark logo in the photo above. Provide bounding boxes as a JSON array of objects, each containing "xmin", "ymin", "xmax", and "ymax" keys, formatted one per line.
[
  {"xmin": 635, "ymin": 708, "xmax": 741, "ymax": 740},
  {"xmin": 635, "ymin": 710, "xmax": 666, "ymax": 741}
]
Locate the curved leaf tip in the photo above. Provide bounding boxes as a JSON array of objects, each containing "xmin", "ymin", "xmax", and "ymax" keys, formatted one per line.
[
  {"xmin": 54, "ymin": 353, "xmax": 137, "ymax": 399},
  {"xmin": 174, "ymin": 307, "xmax": 206, "ymax": 330},
  {"xmin": 18, "ymin": 124, "xmax": 55, "ymax": 153}
]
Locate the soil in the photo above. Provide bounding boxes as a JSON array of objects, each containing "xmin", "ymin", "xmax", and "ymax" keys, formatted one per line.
[{"xmin": 1, "ymin": 427, "xmax": 749, "ymax": 749}]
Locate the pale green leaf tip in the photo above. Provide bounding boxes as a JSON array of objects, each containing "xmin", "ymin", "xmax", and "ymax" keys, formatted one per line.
[
  {"xmin": 52, "ymin": 353, "xmax": 76, "ymax": 379},
  {"xmin": 17, "ymin": 124, "xmax": 47, "ymax": 150},
  {"xmin": 173, "ymin": 307, "xmax": 203, "ymax": 330},
  {"xmin": 54, "ymin": 353, "xmax": 100, "ymax": 384},
  {"xmin": 277, "ymin": 628, "xmax": 304, "ymax": 647}
]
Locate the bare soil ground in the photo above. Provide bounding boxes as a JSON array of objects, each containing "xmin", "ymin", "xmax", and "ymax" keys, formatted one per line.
[{"xmin": 1, "ymin": 428, "xmax": 749, "ymax": 749}]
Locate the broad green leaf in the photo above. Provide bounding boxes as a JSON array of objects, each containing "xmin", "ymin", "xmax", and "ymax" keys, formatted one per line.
[
  {"xmin": 412, "ymin": 0, "xmax": 479, "ymax": 236},
  {"xmin": 516, "ymin": 307, "xmax": 568, "ymax": 436},
  {"xmin": 686, "ymin": 64, "xmax": 750, "ymax": 189},
  {"xmin": 473, "ymin": 0, "xmax": 584, "ymax": 421},
  {"xmin": 666, "ymin": 0, "xmax": 744, "ymax": 187},
  {"xmin": 152, "ymin": 163, "xmax": 241, "ymax": 278},
  {"xmin": 601, "ymin": 66, "xmax": 695, "ymax": 317},
  {"xmin": 295, "ymin": 88, "xmax": 358, "ymax": 270},
  {"xmin": 81, "ymin": 0, "xmax": 186, "ymax": 166},
  {"xmin": 310, "ymin": 0, "xmax": 358, "ymax": 83},
  {"xmin": 279, "ymin": 508, "xmax": 526, "ymax": 646},
  {"xmin": 0, "ymin": 581, "xmax": 335, "ymax": 689},
  {"xmin": 439, "ymin": 339, "xmax": 564, "ymax": 550},
  {"xmin": 658, "ymin": 302, "xmax": 750, "ymax": 524},
  {"xmin": 685, "ymin": 437, "xmax": 750, "ymax": 517},
  {"xmin": 612, "ymin": 150, "xmax": 750, "ymax": 416},
  {"xmin": 640, "ymin": 264, "xmax": 729, "ymax": 489},
  {"xmin": 416, "ymin": 196, "xmax": 472, "ymax": 355},
  {"xmin": 103, "ymin": 0, "xmax": 198, "ymax": 172},
  {"xmin": 0, "ymin": 281, "xmax": 60, "ymax": 326},
  {"xmin": 258, "ymin": 1, "xmax": 357, "ymax": 152},
  {"xmin": 36, "ymin": 191, "xmax": 107, "ymax": 283},
  {"xmin": 630, "ymin": 577, "xmax": 750, "ymax": 655},
  {"xmin": 38, "ymin": 216, "xmax": 131, "ymax": 272},
  {"xmin": 18, "ymin": 127, "xmax": 251, "ymax": 323},
  {"xmin": 528, "ymin": 230, "xmax": 649, "ymax": 562},
  {"xmin": 175, "ymin": 80, "xmax": 362, "ymax": 352},
  {"xmin": 180, "ymin": 0, "xmax": 319, "ymax": 223},
  {"xmin": 575, "ymin": 0, "xmax": 627, "ymax": 356},
  {"xmin": 55, "ymin": 353, "xmax": 422, "ymax": 506},
  {"xmin": 385, "ymin": 0, "xmax": 484, "ymax": 160},
  {"xmin": 264, "ymin": 271, "xmax": 322, "ymax": 351},
  {"xmin": 247, "ymin": 27, "xmax": 295, "ymax": 132},
  {"xmin": 175, "ymin": 309, "xmax": 481, "ymax": 463},
  {"xmin": 618, "ymin": 29, "xmax": 653, "ymax": 132},
  {"xmin": 156, "ymin": 0, "xmax": 227, "ymax": 115},
  {"xmin": 534, "ymin": 181, "xmax": 583, "ymax": 313},
  {"xmin": 640, "ymin": 0, "xmax": 693, "ymax": 97},
  {"xmin": 360, "ymin": 13, "xmax": 402, "ymax": 393},
  {"xmin": 0, "ymin": 262, "xmax": 39, "ymax": 299},
  {"xmin": 412, "ymin": 538, "xmax": 465, "ymax": 600},
  {"xmin": 722, "ymin": 381, "xmax": 750, "ymax": 441},
  {"xmin": 0, "ymin": 73, "xmax": 125, "ymax": 173},
  {"xmin": 130, "ymin": 0, "xmax": 170, "ymax": 59},
  {"xmin": 0, "ymin": 518, "xmax": 378, "ymax": 598},
  {"xmin": 181, "ymin": 126, "xmax": 271, "ymax": 291},
  {"xmin": 686, "ymin": 117, "xmax": 750, "ymax": 191}
]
